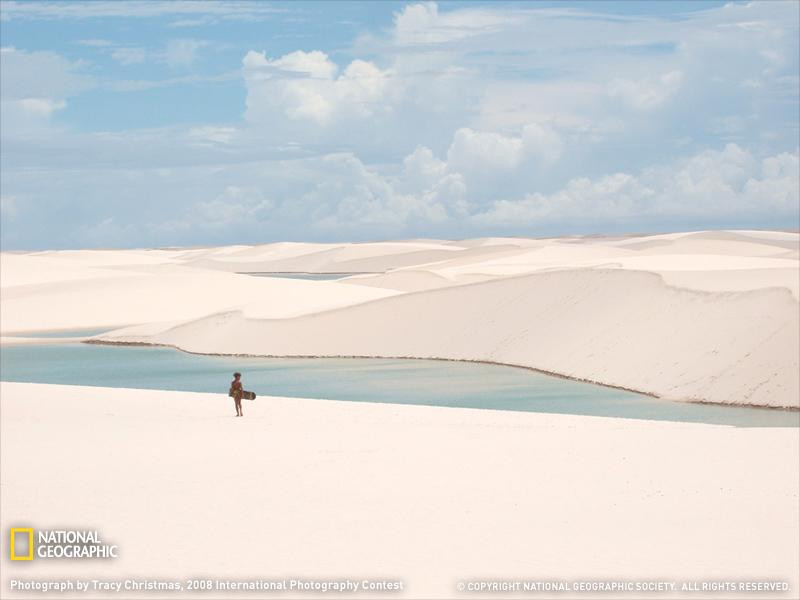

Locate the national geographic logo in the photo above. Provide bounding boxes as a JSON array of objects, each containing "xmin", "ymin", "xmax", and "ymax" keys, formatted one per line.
[{"xmin": 9, "ymin": 528, "xmax": 118, "ymax": 560}]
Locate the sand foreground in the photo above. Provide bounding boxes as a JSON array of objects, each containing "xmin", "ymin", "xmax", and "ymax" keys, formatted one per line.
[{"xmin": 2, "ymin": 382, "xmax": 798, "ymax": 599}]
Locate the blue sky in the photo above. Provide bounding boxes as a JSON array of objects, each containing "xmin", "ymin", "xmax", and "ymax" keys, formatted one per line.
[{"xmin": 0, "ymin": 0, "xmax": 798, "ymax": 249}]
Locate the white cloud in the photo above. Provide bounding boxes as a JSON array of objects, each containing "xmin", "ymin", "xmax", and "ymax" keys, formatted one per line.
[
  {"xmin": 175, "ymin": 143, "xmax": 798, "ymax": 236},
  {"xmin": 475, "ymin": 173, "xmax": 652, "ymax": 225},
  {"xmin": 447, "ymin": 123, "xmax": 563, "ymax": 173},
  {"xmin": 247, "ymin": 49, "xmax": 338, "ymax": 79},
  {"xmin": 0, "ymin": 196, "xmax": 20, "ymax": 221},
  {"xmin": 608, "ymin": 70, "xmax": 684, "ymax": 110},
  {"xmin": 386, "ymin": 122, "xmax": 564, "ymax": 205},
  {"xmin": 197, "ymin": 186, "xmax": 273, "ymax": 225},
  {"xmin": 107, "ymin": 39, "xmax": 208, "ymax": 68},
  {"xmin": 242, "ymin": 50, "xmax": 389, "ymax": 125},
  {"xmin": 447, "ymin": 128, "xmax": 525, "ymax": 172},
  {"xmin": 401, "ymin": 146, "xmax": 447, "ymax": 190},
  {"xmin": 13, "ymin": 98, "xmax": 67, "ymax": 118},
  {"xmin": 398, "ymin": 146, "xmax": 469, "ymax": 217},
  {"xmin": 111, "ymin": 47, "xmax": 147, "ymax": 65},
  {"xmin": 474, "ymin": 144, "xmax": 799, "ymax": 226},
  {"xmin": 392, "ymin": 2, "xmax": 520, "ymax": 46},
  {"xmin": 164, "ymin": 39, "xmax": 208, "ymax": 69},
  {"xmin": 0, "ymin": 99, "xmax": 68, "ymax": 136},
  {"xmin": 0, "ymin": 46, "xmax": 90, "ymax": 100},
  {"xmin": 1, "ymin": 1, "xmax": 281, "ymax": 21},
  {"xmin": 762, "ymin": 151, "xmax": 799, "ymax": 180},
  {"xmin": 169, "ymin": 18, "xmax": 214, "ymax": 29},
  {"xmin": 107, "ymin": 71, "xmax": 239, "ymax": 93},
  {"xmin": 2, "ymin": 138, "xmax": 796, "ymax": 250},
  {"xmin": 188, "ymin": 126, "xmax": 238, "ymax": 146},
  {"xmin": 240, "ymin": 45, "xmax": 477, "ymax": 161},
  {"xmin": 0, "ymin": 47, "xmax": 88, "ymax": 135},
  {"xmin": 77, "ymin": 38, "xmax": 112, "ymax": 47},
  {"xmin": 302, "ymin": 153, "xmax": 451, "ymax": 231}
]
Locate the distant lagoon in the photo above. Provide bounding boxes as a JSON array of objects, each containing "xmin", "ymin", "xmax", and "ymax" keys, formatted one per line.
[{"xmin": 1, "ymin": 340, "xmax": 797, "ymax": 428}]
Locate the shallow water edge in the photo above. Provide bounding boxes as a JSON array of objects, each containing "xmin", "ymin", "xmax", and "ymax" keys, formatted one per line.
[{"xmin": 84, "ymin": 338, "xmax": 798, "ymax": 414}]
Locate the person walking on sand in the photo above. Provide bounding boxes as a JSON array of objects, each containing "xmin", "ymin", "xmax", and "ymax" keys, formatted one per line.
[{"xmin": 230, "ymin": 372, "xmax": 244, "ymax": 417}]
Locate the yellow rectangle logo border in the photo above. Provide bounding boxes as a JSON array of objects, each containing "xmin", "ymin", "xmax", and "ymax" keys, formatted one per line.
[{"xmin": 10, "ymin": 528, "xmax": 34, "ymax": 561}]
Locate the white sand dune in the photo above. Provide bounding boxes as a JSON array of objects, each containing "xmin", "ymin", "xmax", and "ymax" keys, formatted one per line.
[
  {"xmin": 0, "ymin": 253, "xmax": 147, "ymax": 287},
  {"xmin": 344, "ymin": 269, "xmax": 457, "ymax": 292},
  {"xmin": 2, "ymin": 231, "xmax": 798, "ymax": 407},
  {"xmin": 659, "ymin": 268, "xmax": 800, "ymax": 298},
  {"xmin": 0, "ymin": 254, "xmax": 399, "ymax": 331},
  {"xmin": 189, "ymin": 248, "xmax": 462, "ymax": 274},
  {"xmin": 2, "ymin": 382, "xmax": 797, "ymax": 599},
  {"xmin": 116, "ymin": 268, "xmax": 798, "ymax": 408},
  {"xmin": 177, "ymin": 240, "xmax": 466, "ymax": 274}
]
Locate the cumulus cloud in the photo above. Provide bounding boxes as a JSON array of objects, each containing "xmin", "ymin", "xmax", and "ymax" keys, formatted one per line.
[
  {"xmin": 447, "ymin": 123, "xmax": 563, "ymax": 172},
  {"xmin": 239, "ymin": 46, "xmax": 472, "ymax": 158},
  {"xmin": 301, "ymin": 153, "xmax": 449, "ymax": 231},
  {"xmin": 387, "ymin": 122, "xmax": 562, "ymax": 206},
  {"xmin": 401, "ymin": 146, "xmax": 447, "ymax": 190},
  {"xmin": 174, "ymin": 140, "xmax": 798, "ymax": 240},
  {"xmin": 447, "ymin": 128, "xmax": 526, "ymax": 172},
  {"xmin": 242, "ymin": 49, "xmax": 389, "ymax": 125},
  {"xmin": 400, "ymin": 147, "xmax": 469, "ymax": 217},
  {"xmin": 3, "ymin": 139, "xmax": 796, "ymax": 250},
  {"xmin": 197, "ymin": 186, "xmax": 273, "ymax": 225},
  {"xmin": 179, "ymin": 143, "xmax": 798, "ymax": 238},
  {"xmin": 474, "ymin": 144, "xmax": 799, "ymax": 228}
]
